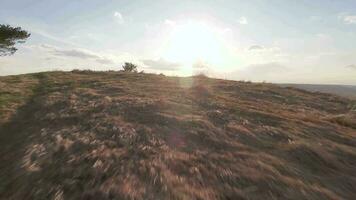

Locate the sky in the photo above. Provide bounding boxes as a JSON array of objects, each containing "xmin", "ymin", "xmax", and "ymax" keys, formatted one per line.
[{"xmin": 1, "ymin": 0, "xmax": 356, "ymax": 84}]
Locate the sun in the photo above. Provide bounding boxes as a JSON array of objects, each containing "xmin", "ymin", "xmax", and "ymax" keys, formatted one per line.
[{"xmin": 162, "ymin": 20, "xmax": 226, "ymax": 73}]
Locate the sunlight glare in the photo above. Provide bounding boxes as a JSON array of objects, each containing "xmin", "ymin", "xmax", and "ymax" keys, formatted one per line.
[{"xmin": 163, "ymin": 21, "xmax": 226, "ymax": 74}]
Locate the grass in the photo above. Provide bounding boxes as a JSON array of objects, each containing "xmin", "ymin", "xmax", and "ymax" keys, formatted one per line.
[
  {"xmin": 0, "ymin": 71, "xmax": 355, "ymax": 200},
  {"xmin": 0, "ymin": 75, "xmax": 39, "ymax": 124}
]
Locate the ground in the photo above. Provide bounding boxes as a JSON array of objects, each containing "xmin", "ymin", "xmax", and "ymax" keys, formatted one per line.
[{"xmin": 0, "ymin": 71, "xmax": 355, "ymax": 200}]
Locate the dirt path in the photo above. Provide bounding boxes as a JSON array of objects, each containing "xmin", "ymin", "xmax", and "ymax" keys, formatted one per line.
[{"xmin": 0, "ymin": 74, "xmax": 47, "ymax": 198}]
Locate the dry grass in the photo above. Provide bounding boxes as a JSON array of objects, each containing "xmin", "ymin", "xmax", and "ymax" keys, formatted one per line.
[
  {"xmin": 0, "ymin": 71, "xmax": 355, "ymax": 200},
  {"xmin": 0, "ymin": 75, "xmax": 38, "ymax": 124}
]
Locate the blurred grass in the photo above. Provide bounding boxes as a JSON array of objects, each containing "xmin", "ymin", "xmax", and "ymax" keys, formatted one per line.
[{"xmin": 0, "ymin": 70, "xmax": 355, "ymax": 200}]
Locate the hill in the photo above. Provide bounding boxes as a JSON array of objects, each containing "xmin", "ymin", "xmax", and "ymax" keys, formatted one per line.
[
  {"xmin": 279, "ymin": 84, "xmax": 356, "ymax": 100},
  {"xmin": 0, "ymin": 71, "xmax": 356, "ymax": 200}
]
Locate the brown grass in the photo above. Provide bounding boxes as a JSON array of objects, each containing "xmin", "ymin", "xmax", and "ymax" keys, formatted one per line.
[{"xmin": 0, "ymin": 71, "xmax": 355, "ymax": 200}]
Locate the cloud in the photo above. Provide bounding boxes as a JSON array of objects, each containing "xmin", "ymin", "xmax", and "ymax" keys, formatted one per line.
[
  {"xmin": 346, "ymin": 64, "xmax": 356, "ymax": 69},
  {"xmin": 239, "ymin": 16, "xmax": 248, "ymax": 25},
  {"xmin": 96, "ymin": 58, "xmax": 115, "ymax": 65},
  {"xmin": 142, "ymin": 58, "xmax": 181, "ymax": 71},
  {"xmin": 192, "ymin": 60, "xmax": 210, "ymax": 69},
  {"xmin": 164, "ymin": 19, "xmax": 176, "ymax": 26},
  {"xmin": 20, "ymin": 25, "xmax": 79, "ymax": 47},
  {"xmin": 114, "ymin": 11, "xmax": 124, "ymax": 24},
  {"xmin": 53, "ymin": 49, "xmax": 98, "ymax": 59},
  {"xmin": 39, "ymin": 44, "xmax": 114, "ymax": 64},
  {"xmin": 338, "ymin": 13, "xmax": 356, "ymax": 24},
  {"xmin": 246, "ymin": 45, "xmax": 282, "ymax": 57},
  {"xmin": 246, "ymin": 45, "xmax": 282, "ymax": 53},
  {"xmin": 225, "ymin": 62, "xmax": 292, "ymax": 83},
  {"xmin": 246, "ymin": 62, "xmax": 289, "ymax": 74},
  {"xmin": 248, "ymin": 45, "xmax": 264, "ymax": 51}
]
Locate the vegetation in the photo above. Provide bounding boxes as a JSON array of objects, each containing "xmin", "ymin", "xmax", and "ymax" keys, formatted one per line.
[
  {"xmin": 122, "ymin": 62, "xmax": 138, "ymax": 72},
  {"xmin": 0, "ymin": 24, "xmax": 30, "ymax": 56},
  {"xmin": 0, "ymin": 71, "xmax": 356, "ymax": 199}
]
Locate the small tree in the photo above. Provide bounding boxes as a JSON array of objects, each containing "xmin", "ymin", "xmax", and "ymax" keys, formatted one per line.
[
  {"xmin": 122, "ymin": 62, "xmax": 138, "ymax": 72},
  {"xmin": 0, "ymin": 24, "xmax": 30, "ymax": 56}
]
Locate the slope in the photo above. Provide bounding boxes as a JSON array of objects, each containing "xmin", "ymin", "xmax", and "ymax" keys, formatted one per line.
[{"xmin": 0, "ymin": 71, "xmax": 355, "ymax": 200}]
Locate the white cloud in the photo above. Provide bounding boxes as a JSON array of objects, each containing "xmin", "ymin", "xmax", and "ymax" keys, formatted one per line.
[
  {"xmin": 231, "ymin": 45, "xmax": 290, "ymax": 71},
  {"xmin": 244, "ymin": 45, "xmax": 286, "ymax": 63},
  {"xmin": 95, "ymin": 58, "xmax": 115, "ymax": 65},
  {"xmin": 19, "ymin": 24, "xmax": 80, "ymax": 47},
  {"xmin": 52, "ymin": 49, "xmax": 98, "ymax": 59},
  {"xmin": 248, "ymin": 45, "xmax": 264, "ymax": 51},
  {"xmin": 164, "ymin": 19, "xmax": 176, "ymax": 26},
  {"xmin": 344, "ymin": 15, "xmax": 356, "ymax": 24},
  {"xmin": 338, "ymin": 13, "xmax": 356, "ymax": 24},
  {"xmin": 114, "ymin": 11, "xmax": 124, "ymax": 24},
  {"xmin": 38, "ymin": 44, "xmax": 114, "ymax": 64},
  {"xmin": 226, "ymin": 62, "xmax": 292, "ymax": 83},
  {"xmin": 192, "ymin": 60, "xmax": 210, "ymax": 69},
  {"xmin": 142, "ymin": 58, "xmax": 181, "ymax": 71},
  {"xmin": 238, "ymin": 16, "xmax": 248, "ymax": 25},
  {"xmin": 246, "ymin": 62, "xmax": 289, "ymax": 74}
]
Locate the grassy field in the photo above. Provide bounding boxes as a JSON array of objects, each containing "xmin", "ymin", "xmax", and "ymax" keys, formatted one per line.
[{"xmin": 0, "ymin": 71, "xmax": 355, "ymax": 200}]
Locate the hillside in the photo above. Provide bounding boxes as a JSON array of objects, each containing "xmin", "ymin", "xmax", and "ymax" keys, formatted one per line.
[{"xmin": 0, "ymin": 71, "xmax": 356, "ymax": 200}]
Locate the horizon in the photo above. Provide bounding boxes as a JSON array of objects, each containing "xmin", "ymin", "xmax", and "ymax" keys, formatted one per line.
[
  {"xmin": 1, "ymin": 0, "xmax": 356, "ymax": 85},
  {"xmin": 2, "ymin": 69, "xmax": 356, "ymax": 87}
]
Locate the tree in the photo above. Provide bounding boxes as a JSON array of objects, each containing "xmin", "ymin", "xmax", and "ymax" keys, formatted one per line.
[
  {"xmin": 122, "ymin": 62, "xmax": 138, "ymax": 72},
  {"xmin": 0, "ymin": 24, "xmax": 30, "ymax": 56}
]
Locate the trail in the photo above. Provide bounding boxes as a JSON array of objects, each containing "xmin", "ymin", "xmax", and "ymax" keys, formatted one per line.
[{"xmin": 0, "ymin": 74, "xmax": 50, "ymax": 198}]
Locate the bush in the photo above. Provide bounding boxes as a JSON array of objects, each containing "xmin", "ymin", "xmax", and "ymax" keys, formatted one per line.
[
  {"xmin": 122, "ymin": 62, "xmax": 138, "ymax": 72},
  {"xmin": 71, "ymin": 69, "xmax": 94, "ymax": 74}
]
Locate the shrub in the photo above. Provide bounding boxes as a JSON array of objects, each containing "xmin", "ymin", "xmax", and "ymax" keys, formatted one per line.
[
  {"xmin": 122, "ymin": 62, "xmax": 138, "ymax": 72},
  {"xmin": 71, "ymin": 69, "xmax": 94, "ymax": 74}
]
